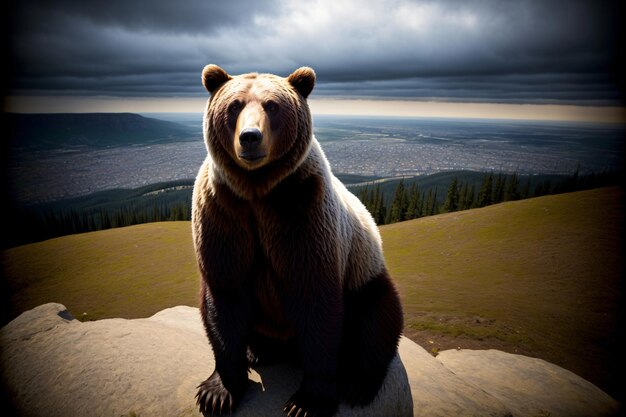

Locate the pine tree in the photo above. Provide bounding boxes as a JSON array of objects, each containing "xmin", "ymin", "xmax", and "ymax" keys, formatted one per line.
[
  {"xmin": 459, "ymin": 183, "xmax": 475, "ymax": 210},
  {"xmin": 377, "ymin": 190, "xmax": 387, "ymax": 225},
  {"xmin": 431, "ymin": 189, "xmax": 439, "ymax": 215},
  {"xmin": 477, "ymin": 172, "xmax": 493, "ymax": 207},
  {"xmin": 458, "ymin": 182, "xmax": 468, "ymax": 210},
  {"xmin": 424, "ymin": 189, "xmax": 434, "ymax": 217},
  {"xmin": 493, "ymin": 172, "xmax": 505, "ymax": 204},
  {"xmin": 370, "ymin": 184, "xmax": 386, "ymax": 225},
  {"xmin": 505, "ymin": 172, "xmax": 520, "ymax": 201},
  {"xmin": 443, "ymin": 177, "xmax": 459, "ymax": 213},
  {"xmin": 171, "ymin": 203, "xmax": 190, "ymax": 221},
  {"xmin": 468, "ymin": 185, "xmax": 476, "ymax": 209},
  {"xmin": 424, "ymin": 188, "xmax": 440, "ymax": 216},
  {"xmin": 388, "ymin": 180, "xmax": 408, "ymax": 224},
  {"xmin": 183, "ymin": 199, "xmax": 192, "ymax": 220},
  {"xmin": 406, "ymin": 183, "xmax": 421, "ymax": 219}
]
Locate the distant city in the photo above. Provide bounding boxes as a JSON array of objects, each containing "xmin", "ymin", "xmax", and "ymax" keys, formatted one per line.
[
  {"xmin": 7, "ymin": 115, "xmax": 624, "ymax": 205},
  {"xmin": 316, "ymin": 116, "xmax": 623, "ymax": 177}
]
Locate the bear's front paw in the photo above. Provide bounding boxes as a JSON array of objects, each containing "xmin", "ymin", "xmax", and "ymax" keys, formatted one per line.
[
  {"xmin": 196, "ymin": 370, "xmax": 246, "ymax": 415},
  {"xmin": 283, "ymin": 388, "xmax": 338, "ymax": 417}
]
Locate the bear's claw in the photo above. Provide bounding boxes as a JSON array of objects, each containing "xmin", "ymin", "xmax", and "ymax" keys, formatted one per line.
[{"xmin": 196, "ymin": 371, "xmax": 244, "ymax": 415}]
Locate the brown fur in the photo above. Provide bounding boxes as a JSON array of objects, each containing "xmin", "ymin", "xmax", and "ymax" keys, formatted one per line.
[
  {"xmin": 201, "ymin": 66, "xmax": 312, "ymax": 200},
  {"xmin": 192, "ymin": 65, "xmax": 403, "ymax": 417}
]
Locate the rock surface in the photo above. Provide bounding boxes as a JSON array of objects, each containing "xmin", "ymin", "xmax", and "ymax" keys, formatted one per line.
[
  {"xmin": 0, "ymin": 303, "xmax": 620, "ymax": 417},
  {"xmin": 437, "ymin": 349, "xmax": 621, "ymax": 417}
]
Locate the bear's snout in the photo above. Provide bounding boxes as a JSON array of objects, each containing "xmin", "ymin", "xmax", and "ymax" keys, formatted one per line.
[
  {"xmin": 237, "ymin": 127, "xmax": 267, "ymax": 164},
  {"xmin": 239, "ymin": 127, "xmax": 263, "ymax": 149}
]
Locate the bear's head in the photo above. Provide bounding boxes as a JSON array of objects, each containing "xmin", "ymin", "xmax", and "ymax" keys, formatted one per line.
[{"xmin": 201, "ymin": 65, "xmax": 316, "ymax": 199}]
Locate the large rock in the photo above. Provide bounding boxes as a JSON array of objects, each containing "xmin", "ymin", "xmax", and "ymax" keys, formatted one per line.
[
  {"xmin": 0, "ymin": 304, "xmax": 411, "ymax": 417},
  {"xmin": 0, "ymin": 304, "xmax": 620, "ymax": 417},
  {"xmin": 399, "ymin": 338, "xmax": 510, "ymax": 416},
  {"xmin": 437, "ymin": 349, "xmax": 621, "ymax": 417}
]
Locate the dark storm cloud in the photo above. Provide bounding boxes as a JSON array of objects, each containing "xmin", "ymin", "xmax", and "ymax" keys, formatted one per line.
[
  {"xmin": 6, "ymin": 0, "xmax": 624, "ymax": 105},
  {"xmin": 43, "ymin": 0, "xmax": 270, "ymax": 33},
  {"xmin": 11, "ymin": 0, "xmax": 277, "ymax": 35}
]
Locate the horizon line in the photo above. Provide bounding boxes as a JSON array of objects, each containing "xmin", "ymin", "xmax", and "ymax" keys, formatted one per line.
[{"xmin": 4, "ymin": 96, "xmax": 626, "ymax": 124}]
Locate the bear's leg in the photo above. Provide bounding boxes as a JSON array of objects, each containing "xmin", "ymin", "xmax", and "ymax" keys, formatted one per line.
[
  {"xmin": 339, "ymin": 269, "xmax": 403, "ymax": 406},
  {"xmin": 281, "ymin": 284, "xmax": 343, "ymax": 417},
  {"xmin": 196, "ymin": 281, "xmax": 251, "ymax": 415},
  {"xmin": 247, "ymin": 332, "xmax": 298, "ymax": 366}
]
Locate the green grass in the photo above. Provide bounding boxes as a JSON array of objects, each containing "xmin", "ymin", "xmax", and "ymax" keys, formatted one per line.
[
  {"xmin": 382, "ymin": 186, "xmax": 623, "ymax": 401},
  {"xmin": 1, "ymin": 187, "xmax": 623, "ymax": 401},
  {"xmin": 2, "ymin": 222, "xmax": 199, "ymax": 322}
]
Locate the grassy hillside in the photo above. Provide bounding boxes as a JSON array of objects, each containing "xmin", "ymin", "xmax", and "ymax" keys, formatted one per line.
[
  {"xmin": 2, "ymin": 222, "xmax": 199, "ymax": 322},
  {"xmin": 383, "ymin": 186, "xmax": 623, "ymax": 401},
  {"xmin": 1, "ymin": 187, "xmax": 623, "ymax": 400}
]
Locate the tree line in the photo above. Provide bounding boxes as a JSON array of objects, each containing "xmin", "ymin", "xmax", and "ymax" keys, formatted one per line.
[
  {"xmin": 4, "ymin": 169, "xmax": 620, "ymax": 248},
  {"xmin": 356, "ymin": 170, "xmax": 620, "ymax": 226},
  {"xmin": 7, "ymin": 200, "xmax": 191, "ymax": 248},
  {"xmin": 39, "ymin": 202, "xmax": 191, "ymax": 235}
]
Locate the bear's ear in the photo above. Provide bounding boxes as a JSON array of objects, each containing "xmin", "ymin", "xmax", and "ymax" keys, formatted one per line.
[
  {"xmin": 202, "ymin": 65, "xmax": 232, "ymax": 95},
  {"xmin": 287, "ymin": 67, "xmax": 316, "ymax": 99}
]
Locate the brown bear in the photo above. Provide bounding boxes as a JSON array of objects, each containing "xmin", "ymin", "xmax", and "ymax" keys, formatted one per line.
[{"xmin": 192, "ymin": 64, "xmax": 403, "ymax": 417}]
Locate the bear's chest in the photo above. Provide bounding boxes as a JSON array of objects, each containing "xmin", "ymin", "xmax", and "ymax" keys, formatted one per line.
[{"xmin": 251, "ymin": 263, "xmax": 295, "ymax": 341}]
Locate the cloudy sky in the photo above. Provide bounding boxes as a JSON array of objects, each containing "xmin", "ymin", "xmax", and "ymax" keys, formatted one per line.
[{"xmin": 4, "ymin": 0, "xmax": 625, "ymax": 121}]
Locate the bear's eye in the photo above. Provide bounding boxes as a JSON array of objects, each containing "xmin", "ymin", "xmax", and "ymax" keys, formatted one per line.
[
  {"xmin": 228, "ymin": 100, "xmax": 242, "ymax": 114},
  {"xmin": 264, "ymin": 101, "xmax": 279, "ymax": 113}
]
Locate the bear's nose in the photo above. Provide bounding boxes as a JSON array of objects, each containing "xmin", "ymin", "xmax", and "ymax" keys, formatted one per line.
[{"xmin": 239, "ymin": 128, "xmax": 263, "ymax": 149}]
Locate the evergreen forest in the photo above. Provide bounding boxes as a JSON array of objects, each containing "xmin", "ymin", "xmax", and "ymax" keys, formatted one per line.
[{"xmin": 4, "ymin": 170, "xmax": 620, "ymax": 248}]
